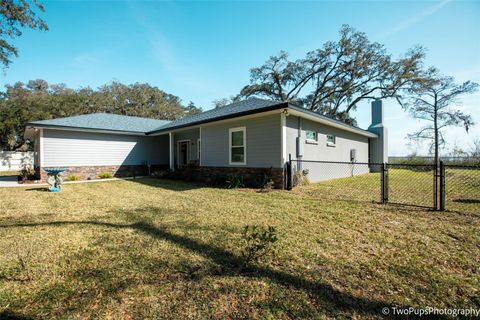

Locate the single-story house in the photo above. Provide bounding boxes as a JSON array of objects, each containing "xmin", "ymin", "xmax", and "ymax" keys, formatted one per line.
[{"xmin": 24, "ymin": 98, "xmax": 387, "ymax": 188}]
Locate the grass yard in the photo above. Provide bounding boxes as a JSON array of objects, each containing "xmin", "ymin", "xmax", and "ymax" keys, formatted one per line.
[
  {"xmin": 0, "ymin": 171, "xmax": 18, "ymax": 177},
  {"xmin": 0, "ymin": 177, "xmax": 479, "ymax": 319}
]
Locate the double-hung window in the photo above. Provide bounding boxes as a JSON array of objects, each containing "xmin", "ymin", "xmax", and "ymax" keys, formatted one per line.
[
  {"xmin": 305, "ymin": 130, "xmax": 318, "ymax": 143},
  {"xmin": 229, "ymin": 127, "xmax": 246, "ymax": 165},
  {"xmin": 326, "ymin": 134, "xmax": 336, "ymax": 146}
]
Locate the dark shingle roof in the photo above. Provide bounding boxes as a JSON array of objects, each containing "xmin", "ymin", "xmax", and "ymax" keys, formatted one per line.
[
  {"xmin": 148, "ymin": 97, "xmax": 376, "ymax": 137},
  {"xmin": 26, "ymin": 98, "xmax": 376, "ymax": 138},
  {"xmin": 148, "ymin": 98, "xmax": 286, "ymax": 133},
  {"xmin": 27, "ymin": 113, "xmax": 170, "ymax": 133}
]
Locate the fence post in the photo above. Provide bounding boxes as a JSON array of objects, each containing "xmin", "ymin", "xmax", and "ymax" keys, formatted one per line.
[
  {"xmin": 433, "ymin": 161, "xmax": 438, "ymax": 210},
  {"xmin": 286, "ymin": 153, "xmax": 292, "ymax": 190},
  {"xmin": 439, "ymin": 160, "xmax": 446, "ymax": 211},
  {"xmin": 381, "ymin": 163, "xmax": 389, "ymax": 204}
]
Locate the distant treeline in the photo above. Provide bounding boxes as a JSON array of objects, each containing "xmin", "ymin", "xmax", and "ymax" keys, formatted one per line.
[
  {"xmin": 0, "ymin": 80, "xmax": 202, "ymax": 150},
  {"xmin": 389, "ymin": 156, "xmax": 480, "ymax": 166}
]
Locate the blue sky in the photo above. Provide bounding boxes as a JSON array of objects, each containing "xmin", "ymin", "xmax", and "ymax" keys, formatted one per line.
[{"xmin": 2, "ymin": 0, "xmax": 479, "ymax": 155}]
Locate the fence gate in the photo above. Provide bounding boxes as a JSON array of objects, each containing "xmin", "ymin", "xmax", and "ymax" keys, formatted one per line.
[
  {"xmin": 385, "ymin": 163, "xmax": 437, "ymax": 209},
  {"xmin": 287, "ymin": 155, "xmax": 480, "ymax": 212}
]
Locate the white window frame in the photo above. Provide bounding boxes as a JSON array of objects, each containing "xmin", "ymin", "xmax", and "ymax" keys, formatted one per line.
[
  {"xmin": 229, "ymin": 126, "xmax": 246, "ymax": 165},
  {"xmin": 305, "ymin": 130, "xmax": 318, "ymax": 144},
  {"xmin": 177, "ymin": 139, "xmax": 191, "ymax": 168},
  {"xmin": 326, "ymin": 134, "xmax": 336, "ymax": 147}
]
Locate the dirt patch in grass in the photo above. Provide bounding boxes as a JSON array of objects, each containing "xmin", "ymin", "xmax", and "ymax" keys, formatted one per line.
[{"xmin": 0, "ymin": 178, "xmax": 478, "ymax": 319}]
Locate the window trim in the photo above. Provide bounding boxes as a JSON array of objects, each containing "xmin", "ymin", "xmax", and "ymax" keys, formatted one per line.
[
  {"xmin": 229, "ymin": 126, "xmax": 246, "ymax": 165},
  {"xmin": 176, "ymin": 139, "xmax": 191, "ymax": 168},
  {"xmin": 326, "ymin": 134, "xmax": 336, "ymax": 147},
  {"xmin": 305, "ymin": 130, "xmax": 318, "ymax": 144}
]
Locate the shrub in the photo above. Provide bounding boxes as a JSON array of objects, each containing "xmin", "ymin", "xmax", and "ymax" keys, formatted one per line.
[
  {"xmin": 66, "ymin": 175, "xmax": 80, "ymax": 181},
  {"xmin": 19, "ymin": 164, "xmax": 35, "ymax": 182},
  {"xmin": 292, "ymin": 169, "xmax": 309, "ymax": 187},
  {"xmin": 261, "ymin": 179, "xmax": 275, "ymax": 192},
  {"xmin": 225, "ymin": 174, "xmax": 244, "ymax": 189},
  {"xmin": 240, "ymin": 225, "xmax": 278, "ymax": 267},
  {"xmin": 210, "ymin": 173, "xmax": 228, "ymax": 186},
  {"xmin": 98, "ymin": 172, "xmax": 113, "ymax": 179},
  {"xmin": 122, "ymin": 171, "xmax": 134, "ymax": 178}
]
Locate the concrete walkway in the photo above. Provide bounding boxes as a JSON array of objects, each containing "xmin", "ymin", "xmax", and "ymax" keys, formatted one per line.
[
  {"xmin": 0, "ymin": 175, "xmax": 144, "ymax": 188},
  {"xmin": 0, "ymin": 176, "xmax": 21, "ymax": 187}
]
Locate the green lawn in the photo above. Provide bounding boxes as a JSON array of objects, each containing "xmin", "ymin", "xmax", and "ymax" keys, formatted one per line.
[
  {"xmin": 0, "ymin": 171, "xmax": 18, "ymax": 177},
  {"xmin": 0, "ymin": 177, "xmax": 478, "ymax": 319}
]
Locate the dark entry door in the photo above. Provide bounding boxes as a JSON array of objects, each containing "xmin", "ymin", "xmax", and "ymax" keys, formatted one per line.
[{"xmin": 178, "ymin": 141, "xmax": 189, "ymax": 167}]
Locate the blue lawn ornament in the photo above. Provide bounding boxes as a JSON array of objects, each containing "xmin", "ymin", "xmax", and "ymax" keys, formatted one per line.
[{"xmin": 44, "ymin": 168, "xmax": 66, "ymax": 192}]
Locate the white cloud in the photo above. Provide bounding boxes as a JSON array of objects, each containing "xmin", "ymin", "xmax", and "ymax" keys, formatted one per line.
[{"xmin": 379, "ymin": 0, "xmax": 452, "ymax": 38}]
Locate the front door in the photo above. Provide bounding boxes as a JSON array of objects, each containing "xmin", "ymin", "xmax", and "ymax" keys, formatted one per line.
[{"xmin": 178, "ymin": 141, "xmax": 189, "ymax": 168}]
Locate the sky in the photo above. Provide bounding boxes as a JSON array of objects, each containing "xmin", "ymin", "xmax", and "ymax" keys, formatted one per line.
[{"xmin": 2, "ymin": 0, "xmax": 479, "ymax": 156}]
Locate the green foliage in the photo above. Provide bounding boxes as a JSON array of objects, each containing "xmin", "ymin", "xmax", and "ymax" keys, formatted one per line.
[
  {"xmin": 261, "ymin": 179, "xmax": 275, "ymax": 191},
  {"xmin": 0, "ymin": 0, "xmax": 48, "ymax": 68},
  {"xmin": 98, "ymin": 172, "xmax": 113, "ymax": 179},
  {"xmin": 239, "ymin": 25, "xmax": 425, "ymax": 125},
  {"xmin": 225, "ymin": 174, "xmax": 244, "ymax": 189},
  {"xmin": 398, "ymin": 67, "xmax": 479, "ymax": 163},
  {"xmin": 122, "ymin": 171, "xmax": 134, "ymax": 178},
  {"xmin": 293, "ymin": 170, "xmax": 309, "ymax": 187},
  {"xmin": 19, "ymin": 164, "xmax": 35, "ymax": 181},
  {"xmin": 0, "ymin": 80, "xmax": 202, "ymax": 150},
  {"xmin": 240, "ymin": 225, "xmax": 278, "ymax": 266},
  {"xmin": 66, "ymin": 175, "xmax": 80, "ymax": 181}
]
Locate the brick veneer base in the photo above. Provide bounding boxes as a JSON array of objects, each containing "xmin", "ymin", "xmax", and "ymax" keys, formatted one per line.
[
  {"xmin": 39, "ymin": 165, "xmax": 285, "ymax": 189},
  {"xmin": 40, "ymin": 164, "xmax": 166, "ymax": 182},
  {"xmin": 175, "ymin": 166, "xmax": 285, "ymax": 189}
]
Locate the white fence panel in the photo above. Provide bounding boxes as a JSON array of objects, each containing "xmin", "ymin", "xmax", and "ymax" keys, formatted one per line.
[{"xmin": 0, "ymin": 151, "xmax": 34, "ymax": 171}]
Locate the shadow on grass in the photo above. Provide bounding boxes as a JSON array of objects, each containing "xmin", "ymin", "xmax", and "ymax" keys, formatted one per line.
[
  {"xmin": 0, "ymin": 214, "xmax": 422, "ymax": 319},
  {"xmin": 24, "ymin": 187, "xmax": 49, "ymax": 192},
  {"xmin": 452, "ymin": 198, "xmax": 480, "ymax": 204},
  {"xmin": 0, "ymin": 311, "xmax": 35, "ymax": 320},
  {"xmin": 122, "ymin": 177, "xmax": 206, "ymax": 191}
]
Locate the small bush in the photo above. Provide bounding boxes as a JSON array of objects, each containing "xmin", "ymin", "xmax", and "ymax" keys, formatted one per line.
[
  {"xmin": 98, "ymin": 172, "xmax": 113, "ymax": 179},
  {"xmin": 240, "ymin": 225, "xmax": 278, "ymax": 267},
  {"xmin": 292, "ymin": 169, "xmax": 309, "ymax": 187},
  {"xmin": 261, "ymin": 179, "xmax": 275, "ymax": 192},
  {"xmin": 66, "ymin": 175, "xmax": 80, "ymax": 181},
  {"xmin": 19, "ymin": 164, "xmax": 36, "ymax": 182},
  {"xmin": 122, "ymin": 171, "xmax": 134, "ymax": 178},
  {"xmin": 225, "ymin": 174, "xmax": 244, "ymax": 189}
]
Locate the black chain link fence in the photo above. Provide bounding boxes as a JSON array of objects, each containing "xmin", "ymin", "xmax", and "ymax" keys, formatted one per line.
[
  {"xmin": 289, "ymin": 160, "xmax": 382, "ymax": 203},
  {"xmin": 386, "ymin": 163, "xmax": 436, "ymax": 208},
  {"xmin": 444, "ymin": 165, "xmax": 480, "ymax": 214},
  {"xmin": 288, "ymin": 158, "xmax": 480, "ymax": 213}
]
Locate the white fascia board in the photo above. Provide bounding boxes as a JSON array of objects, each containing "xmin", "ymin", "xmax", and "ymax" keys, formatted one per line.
[
  {"xmin": 147, "ymin": 109, "xmax": 283, "ymax": 136},
  {"xmin": 287, "ymin": 109, "xmax": 378, "ymax": 138},
  {"xmin": 26, "ymin": 125, "xmax": 146, "ymax": 136}
]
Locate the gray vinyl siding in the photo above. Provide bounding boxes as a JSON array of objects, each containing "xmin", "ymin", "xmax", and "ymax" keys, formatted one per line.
[
  {"xmin": 42, "ymin": 129, "xmax": 169, "ymax": 167},
  {"xmin": 286, "ymin": 116, "xmax": 370, "ymax": 182},
  {"xmin": 201, "ymin": 114, "xmax": 281, "ymax": 168},
  {"xmin": 173, "ymin": 128, "xmax": 200, "ymax": 164}
]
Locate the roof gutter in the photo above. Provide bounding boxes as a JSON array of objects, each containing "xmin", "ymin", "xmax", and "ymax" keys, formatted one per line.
[
  {"xmin": 146, "ymin": 102, "xmax": 377, "ymax": 138},
  {"xmin": 286, "ymin": 105, "xmax": 378, "ymax": 138},
  {"xmin": 25, "ymin": 123, "xmax": 147, "ymax": 136}
]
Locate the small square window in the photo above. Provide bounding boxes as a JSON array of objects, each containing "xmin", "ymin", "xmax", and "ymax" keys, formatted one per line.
[
  {"xmin": 327, "ymin": 134, "xmax": 336, "ymax": 146},
  {"xmin": 305, "ymin": 130, "xmax": 317, "ymax": 142}
]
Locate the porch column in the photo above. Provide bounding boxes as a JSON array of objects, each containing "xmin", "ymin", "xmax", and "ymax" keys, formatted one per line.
[{"xmin": 169, "ymin": 132, "xmax": 175, "ymax": 171}]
